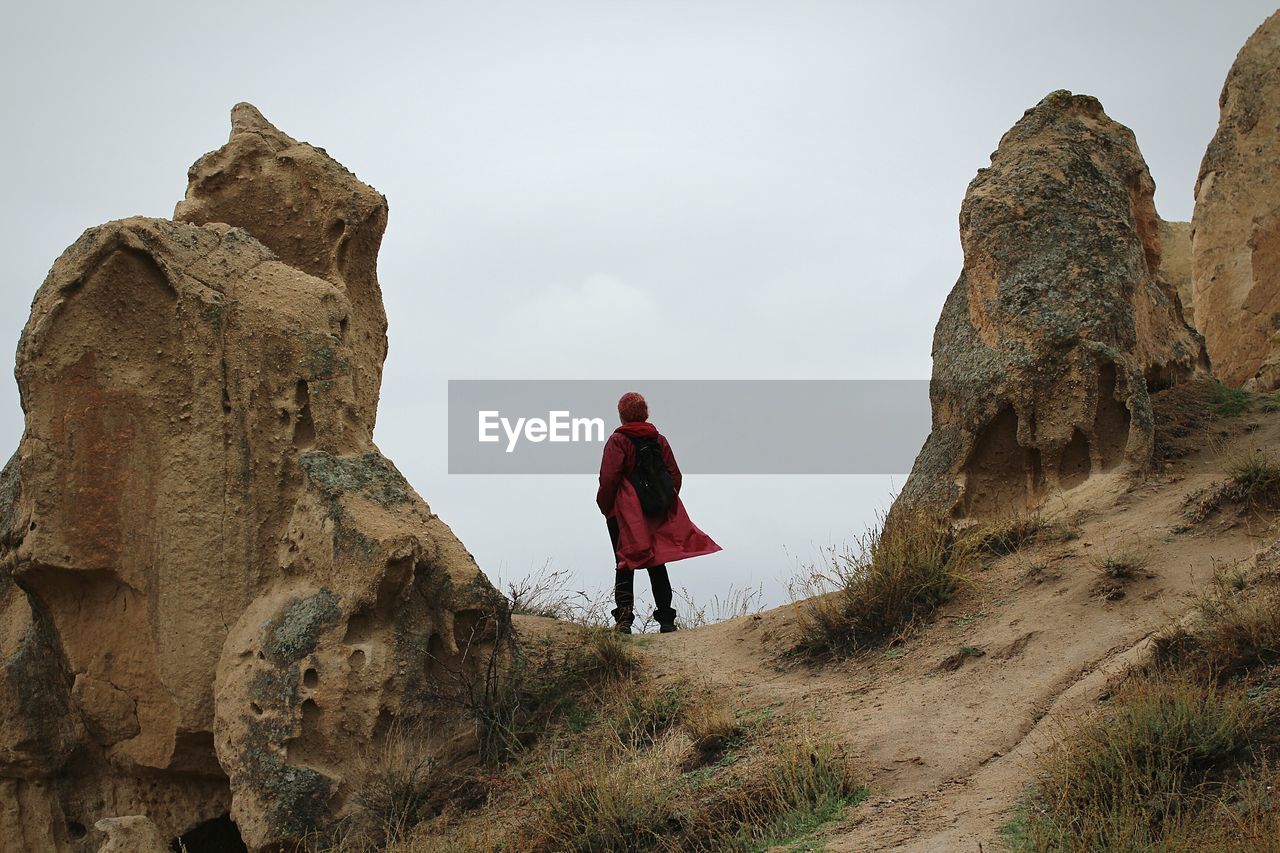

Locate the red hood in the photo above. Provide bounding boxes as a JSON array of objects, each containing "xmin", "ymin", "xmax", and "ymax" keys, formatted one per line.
[{"xmin": 615, "ymin": 421, "xmax": 658, "ymax": 438}]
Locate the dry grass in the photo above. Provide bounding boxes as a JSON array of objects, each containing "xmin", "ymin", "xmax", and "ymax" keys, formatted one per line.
[
  {"xmin": 1007, "ymin": 564, "xmax": 1280, "ymax": 851},
  {"xmin": 681, "ymin": 691, "xmax": 742, "ymax": 755},
  {"xmin": 961, "ymin": 512, "xmax": 1076, "ymax": 559},
  {"xmin": 1008, "ymin": 673, "xmax": 1267, "ymax": 852},
  {"xmin": 400, "ymin": 682, "xmax": 860, "ymax": 853},
  {"xmin": 791, "ymin": 509, "xmax": 974, "ymax": 659},
  {"xmin": 1155, "ymin": 569, "xmax": 1280, "ymax": 682},
  {"xmin": 504, "ymin": 562, "xmax": 613, "ymax": 626},
  {"xmin": 1184, "ymin": 443, "xmax": 1280, "ymax": 522},
  {"xmin": 427, "ymin": 623, "xmax": 641, "ymax": 764},
  {"xmin": 505, "ymin": 563, "xmax": 765, "ymax": 633},
  {"xmin": 525, "ymin": 724, "xmax": 863, "ymax": 852},
  {"xmin": 1224, "ymin": 448, "xmax": 1280, "ymax": 512}
]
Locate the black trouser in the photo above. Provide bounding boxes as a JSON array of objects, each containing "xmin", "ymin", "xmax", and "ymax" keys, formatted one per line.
[{"xmin": 608, "ymin": 517, "xmax": 676, "ymax": 626}]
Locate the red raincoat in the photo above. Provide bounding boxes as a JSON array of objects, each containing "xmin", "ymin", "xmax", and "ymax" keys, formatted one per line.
[{"xmin": 596, "ymin": 422, "xmax": 721, "ymax": 571}]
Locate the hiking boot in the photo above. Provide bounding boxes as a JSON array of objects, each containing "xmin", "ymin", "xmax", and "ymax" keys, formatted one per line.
[
  {"xmin": 658, "ymin": 622, "xmax": 678, "ymax": 634},
  {"xmin": 612, "ymin": 606, "xmax": 634, "ymax": 634}
]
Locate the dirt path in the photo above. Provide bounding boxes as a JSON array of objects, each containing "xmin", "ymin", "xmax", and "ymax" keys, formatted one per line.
[{"xmin": 634, "ymin": 412, "xmax": 1280, "ymax": 851}]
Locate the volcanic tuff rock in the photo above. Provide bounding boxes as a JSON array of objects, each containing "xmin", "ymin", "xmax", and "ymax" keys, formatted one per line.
[
  {"xmin": 0, "ymin": 106, "xmax": 504, "ymax": 851},
  {"xmin": 896, "ymin": 91, "xmax": 1206, "ymax": 519},
  {"xmin": 1158, "ymin": 219, "xmax": 1195, "ymax": 322},
  {"xmin": 1192, "ymin": 11, "xmax": 1280, "ymax": 389}
]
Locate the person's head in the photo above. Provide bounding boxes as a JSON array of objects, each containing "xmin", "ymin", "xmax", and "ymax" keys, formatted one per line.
[{"xmin": 617, "ymin": 392, "xmax": 648, "ymax": 424}]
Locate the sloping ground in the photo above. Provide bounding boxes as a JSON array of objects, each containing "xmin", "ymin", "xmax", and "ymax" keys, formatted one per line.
[{"xmin": 625, "ymin": 397, "xmax": 1280, "ymax": 851}]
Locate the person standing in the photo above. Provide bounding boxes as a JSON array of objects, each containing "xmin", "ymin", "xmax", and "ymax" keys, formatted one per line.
[{"xmin": 596, "ymin": 392, "xmax": 721, "ymax": 633}]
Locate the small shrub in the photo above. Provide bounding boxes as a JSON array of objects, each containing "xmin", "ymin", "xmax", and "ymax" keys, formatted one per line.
[
  {"xmin": 606, "ymin": 681, "xmax": 685, "ymax": 749},
  {"xmin": 348, "ymin": 721, "xmax": 437, "ymax": 845},
  {"xmin": 962, "ymin": 513, "xmax": 1074, "ymax": 558},
  {"xmin": 1224, "ymin": 449, "xmax": 1280, "ymax": 511},
  {"xmin": 504, "ymin": 562, "xmax": 613, "ymax": 626},
  {"xmin": 1094, "ymin": 552, "xmax": 1150, "ymax": 581},
  {"xmin": 1210, "ymin": 382, "xmax": 1256, "ymax": 417},
  {"xmin": 1017, "ymin": 673, "xmax": 1262, "ymax": 851},
  {"xmin": 681, "ymin": 693, "xmax": 742, "ymax": 755},
  {"xmin": 531, "ymin": 742, "xmax": 682, "ymax": 853},
  {"xmin": 737, "ymin": 733, "xmax": 866, "ymax": 849},
  {"xmin": 523, "ymin": 724, "xmax": 864, "ymax": 852},
  {"xmin": 506, "ymin": 562, "xmax": 578, "ymax": 619},
  {"xmin": 792, "ymin": 510, "xmax": 973, "ymax": 659},
  {"xmin": 428, "ymin": 622, "xmax": 642, "ymax": 764},
  {"xmin": 573, "ymin": 626, "xmax": 640, "ymax": 682},
  {"xmin": 1155, "ymin": 574, "xmax": 1280, "ymax": 681}
]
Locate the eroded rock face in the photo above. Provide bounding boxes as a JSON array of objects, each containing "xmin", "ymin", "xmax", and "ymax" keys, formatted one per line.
[
  {"xmin": 1192, "ymin": 11, "xmax": 1280, "ymax": 388},
  {"xmin": 897, "ymin": 91, "xmax": 1205, "ymax": 518},
  {"xmin": 175, "ymin": 103, "xmax": 389, "ymax": 437},
  {"xmin": 1159, "ymin": 220, "xmax": 1195, "ymax": 325},
  {"xmin": 0, "ymin": 108, "xmax": 504, "ymax": 851}
]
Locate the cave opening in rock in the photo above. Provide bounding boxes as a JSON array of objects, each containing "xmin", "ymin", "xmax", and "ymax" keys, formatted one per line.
[
  {"xmin": 1058, "ymin": 428, "xmax": 1091, "ymax": 490},
  {"xmin": 1094, "ymin": 361, "xmax": 1131, "ymax": 470},
  {"xmin": 960, "ymin": 404, "xmax": 1040, "ymax": 516},
  {"xmin": 171, "ymin": 814, "xmax": 247, "ymax": 853}
]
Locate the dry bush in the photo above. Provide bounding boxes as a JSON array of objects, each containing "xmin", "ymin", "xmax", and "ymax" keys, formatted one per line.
[
  {"xmin": 504, "ymin": 561, "xmax": 613, "ymax": 626},
  {"xmin": 680, "ymin": 692, "xmax": 742, "ymax": 755},
  {"xmin": 1224, "ymin": 448, "xmax": 1280, "ymax": 511},
  {"xmin": 961, "ymin": 512, "xmax": 1075, "ymax": 559},
  {"xmin": 1155, "ymin": 570, "xmax": 1280, "ymax": 681},
  {"xmin": 427, "ymin": 621, "xmax": 641, "ymax": 765},
  {"xmin": 791, "ymin": 509, "xmax": 973, "ymax": 659},
  {"xmin": 1008, "ymin": 563, "xmax": 1280, "ymax": 852},
  {"xmin": 603, "ymin": 680, "xmax": 686, "ymax": 750},
  {"xmin": 530, "ymin": 737, "xmax": 686, "ymax": 852},
  {"xmin": 1092, "ymin": 552, "xmax": 1150, "ymax": 581},
  {"xmin": 1011, "ymin": 673, "xmax": 1264, "ymax": 852},
  {"xmin": 1184, "ymin": 444, "xmax": 1280, "ymax": 522},
  {"xmin": 526, "ymin": 725, "xmax": 862, "ymax": 852}
]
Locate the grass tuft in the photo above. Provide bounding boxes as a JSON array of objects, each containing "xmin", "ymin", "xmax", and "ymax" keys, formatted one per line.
[
  {"xmin": 962, "ymin": 513, "xmax": 1076, "ymax": 558},
  {"xmin": 1011, "ymin": 673, "xmax": 1264, "ymax": 851},
  {"xmin": 1224, "ymin": 449, "xmax": 1280, "ymax": 511},
  {"xmin": 791, "ymin": 509, "xmax": 973, "ymax": 659},
  {"xmin": 1010, "ymin": 563, "xmax": 1280, "ymax": 852}
]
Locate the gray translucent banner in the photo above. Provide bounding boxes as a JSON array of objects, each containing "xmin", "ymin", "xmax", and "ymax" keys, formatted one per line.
[{"xmin": 447, "ymin": 380, "xmax": 930, "ymax": 474}]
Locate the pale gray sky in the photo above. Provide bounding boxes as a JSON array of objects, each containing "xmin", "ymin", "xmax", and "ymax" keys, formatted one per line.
[{"xmin": 2, "ymin": 1, "xmax": 1273, "ymax": 614}]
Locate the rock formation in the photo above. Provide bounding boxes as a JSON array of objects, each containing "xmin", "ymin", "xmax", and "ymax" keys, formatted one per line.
[
  {"xmin": 0, "ymin": 106, "xmax": 505, "ymax": 851},
  {"xmin": 1192, "ymin": 11, "xmax": 1280, "ymax": 389},
  {"xmin": 1158, "ymin": 219, "xmax": 1195, "ymax": 323},
  {"xmin": 897, "ymin": 91, "xmax": 1205, "ymax": 519}
]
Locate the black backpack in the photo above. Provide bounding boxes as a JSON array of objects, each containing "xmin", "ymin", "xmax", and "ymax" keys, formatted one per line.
[{"xmin": 626, "ymin": 436, "xmax": 676, "ymax": 517}]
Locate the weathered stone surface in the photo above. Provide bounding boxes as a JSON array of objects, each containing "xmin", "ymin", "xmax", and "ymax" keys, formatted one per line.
[
  {"xmin": 1159, "ymin": 220, "xmax": 1195, "ymax": 325},
  {"xmin": 0, "ymin": 576, "xmax": 79, "ymax": 777},
  {"xmin": 0, "ymin": 106, "xmax": 505, "ymax": 851},
  {"xmin": 94, "ymin": 816, "xmax": 167, "ymax": 853},
  {"xmin": 1192, "ymin": 11, "xmax": 1280, "ymax": 388},
  {"xmin": 897, "ymin": 91, "xmax": 1206, "ymax": 519},
  {"xmin": 175, "ymin": 103, "xmax": 389, "ymax": 436}
]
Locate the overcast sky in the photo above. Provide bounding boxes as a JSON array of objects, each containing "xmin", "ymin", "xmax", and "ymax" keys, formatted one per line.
[{"xmin": 1, "ymin": 1, "xmax": 1274, "ymax": 617}]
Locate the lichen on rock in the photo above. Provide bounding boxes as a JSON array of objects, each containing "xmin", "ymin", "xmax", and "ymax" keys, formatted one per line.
[
  {"xmin": 896, "ymin": 91, "xmax": 1206, "ymax": 519},
  {"xmin": 0, "ymin": 105, "xmax": 505, "ymax": 851}
]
